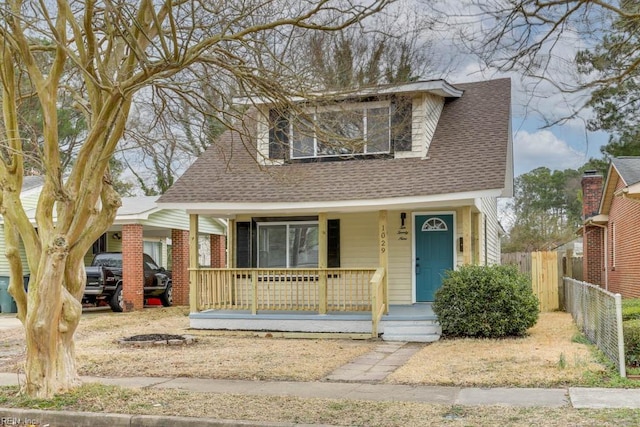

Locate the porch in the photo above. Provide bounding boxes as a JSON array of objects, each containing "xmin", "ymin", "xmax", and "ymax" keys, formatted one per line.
[{"xmin": 188, "ymin": 267, "xmax": 440, "ymax": 341}]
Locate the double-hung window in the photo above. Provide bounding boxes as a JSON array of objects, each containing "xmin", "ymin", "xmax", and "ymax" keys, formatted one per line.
[
  {"xmin": 257, "ymin": 222, "xmax": 319, "ymax": 268},
  {"xmin": 291, "ymin": 101, "xmax": 391, "ymax": 159}
]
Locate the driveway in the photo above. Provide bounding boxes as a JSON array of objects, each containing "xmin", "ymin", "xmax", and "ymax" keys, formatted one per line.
[{"xmin": 0, "ymin": 314, "xmax": 21, "ymax": 330}]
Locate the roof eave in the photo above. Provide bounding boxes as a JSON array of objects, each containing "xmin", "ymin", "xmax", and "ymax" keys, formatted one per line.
[
  {"xmin": 233, "ymin": 80, "xmax": 463, "ymax": 106},
  {"xmin": 157, "ymin": 189, "xmax": 504, "ymax": 216}
]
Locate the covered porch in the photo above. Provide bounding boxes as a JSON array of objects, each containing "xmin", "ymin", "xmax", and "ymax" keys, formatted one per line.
[
  {"xmin": 187, "ymin": 211, "xmax": 393, "ymax": 337},
  {"xmin": 185, "ymin": 205, "xmax": 479, "ymax": 340}
]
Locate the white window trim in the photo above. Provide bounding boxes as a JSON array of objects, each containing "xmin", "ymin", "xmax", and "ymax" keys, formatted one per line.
[
  {"xmin": 257, "ymin": 221, "xmax": 318, "ymax": 268},
  {"xmin": 290, "ymin": 100, "xmax": 391, "ymax": 160}
]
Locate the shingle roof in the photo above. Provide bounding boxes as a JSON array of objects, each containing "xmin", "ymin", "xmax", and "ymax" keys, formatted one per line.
[
  {"xmin": 612, "ymin": 157, "xmax": 640, "ymax": 186},
  {"xmin": 159, "ymin": 78, "xmax": 512, "ymax": 205}
]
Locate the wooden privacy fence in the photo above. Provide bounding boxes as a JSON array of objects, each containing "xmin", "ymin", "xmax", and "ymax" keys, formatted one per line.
[{"xmin": 502, "ymin": 251, "xmax": 560, "ymax": 312}]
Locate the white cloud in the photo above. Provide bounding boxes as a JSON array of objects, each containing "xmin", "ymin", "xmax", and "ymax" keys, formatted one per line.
[{"xmin": 514, "ymin": 129, "xmax": 586, "ymax": 176}]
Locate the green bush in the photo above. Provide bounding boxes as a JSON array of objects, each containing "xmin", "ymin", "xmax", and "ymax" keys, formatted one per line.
[
  {"xmin": 622, "ymin": 299, "xmax": 640, "ymax": 321},
  {"xmin": 433, "ymin": 264, "xmax": 539, "ymax": 338},
  {"xmin": 623, "ymin": 319, "xmax": 640, "ymax": 367}
]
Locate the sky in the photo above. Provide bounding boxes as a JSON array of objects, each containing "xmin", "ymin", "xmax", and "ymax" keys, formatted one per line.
[
  {"xmin": 440, "ymin": 57, "xmax": 610, "ymax": 179},
  {"xmin": 418, "ymin": 0, "xmax": 613, "ymax": 178}
]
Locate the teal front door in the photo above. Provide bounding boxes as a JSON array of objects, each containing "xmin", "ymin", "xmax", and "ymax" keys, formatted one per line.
[{"xmin": 415, "ymin": 214, "xmax": 454, "ymax": 302}]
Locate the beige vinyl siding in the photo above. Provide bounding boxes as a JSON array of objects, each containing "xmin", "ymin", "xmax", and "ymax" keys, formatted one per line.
[
  {"xmin": 107, "ymin": 234, "xmax": 123, "ymax": 252},
  {"xmin": 338, "ymin": 212, "xmax": 378, "ymax": 269},
  {"xmin": 338, "ymin": 211, "xmax": 412, "ymax": 305},
  {"xmin": 453, "ymin": 208, "xmax": 463, "ymax": 268},
  {"xmin": 0, "ymin": 236, "xmax": 33, "ymax": 277},
  {"xmin": 386, "ymin": 210, "xmax": 412, "ymax": 304},
  {"xmin": 395, "ymin": 94, "xmax": 444, "ymax": 159},
  {"xmin": 136, "ymin": 210, "xmax": 224, "ymax": 235},
  {"xmin": 21, "ymin": 188, "xmax": 41, "ymax": 210},
  {"xmin": 480, "ymin": 197, "xmax": 501, "ymax": 264},
  {"xmin": 255, "ymin": 106, "xmax": 284, "ymax": 166}
]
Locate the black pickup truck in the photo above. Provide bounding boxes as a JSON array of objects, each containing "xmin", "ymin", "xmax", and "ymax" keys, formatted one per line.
[{"xmin": 84, "ymin": 252, "xmax": 172, "ymax": 312}]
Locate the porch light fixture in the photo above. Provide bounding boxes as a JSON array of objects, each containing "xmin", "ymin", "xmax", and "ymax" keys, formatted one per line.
[
  {"xmin": 400, "ymin": 212, "xmax": 406, "ymax": 227},
  {"xmin": 459, "ymin": 237, "xmax": 464, "ymax": 252},
  {"xmin": 112, "ymin": 233, "xmax": 122, "ymax": 240}
]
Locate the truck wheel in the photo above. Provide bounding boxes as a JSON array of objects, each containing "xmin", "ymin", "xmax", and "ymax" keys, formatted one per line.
[
  {"xmin": 160, "ymin": 282, "xmax": 173, "ymax": 307},
  {"xmin": 109, "ymin": 286, "xmax": 124, "ymax": 312}
]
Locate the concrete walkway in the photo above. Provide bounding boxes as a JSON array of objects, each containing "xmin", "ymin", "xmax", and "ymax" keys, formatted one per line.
[{"xmin": 324, "ymin": 341, "xmax": 421, "ymax": 382}]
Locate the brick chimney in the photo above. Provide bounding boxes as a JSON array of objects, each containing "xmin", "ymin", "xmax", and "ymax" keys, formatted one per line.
[{"xmin": 581, "ymin": 170, "xmax": 603, "ymax": 220}]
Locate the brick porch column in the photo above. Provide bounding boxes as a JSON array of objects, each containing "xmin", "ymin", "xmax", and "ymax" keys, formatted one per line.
[
  {"xmin": 122, "ymin": 224, "xmax": 144, "ymax": 311},
  {"xmin": 210, "ymin": 234, "xmax": 226, "ymax": 268},
  {"xmin": 171, "ymin": 228, "xmax": 190, "ymax": 305}
]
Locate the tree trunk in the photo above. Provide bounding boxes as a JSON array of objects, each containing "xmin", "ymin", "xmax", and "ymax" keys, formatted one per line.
[{"xmin": 23, "ymin": 251, "xmax": 83, "ymax": 397}]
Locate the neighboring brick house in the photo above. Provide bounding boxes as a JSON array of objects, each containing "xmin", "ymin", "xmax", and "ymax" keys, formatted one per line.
[
  {"xmin": 581, "ymin": 157, "xmax": 640, "ymax": 297},
  {"xmin": 158, "ymin": 78, "xmax": 514, "ymax": 341}
]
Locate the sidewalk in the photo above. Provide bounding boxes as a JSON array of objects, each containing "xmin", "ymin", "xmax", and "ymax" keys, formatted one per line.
[
  {"xmin": 3, "ymin": 373, "xmax": 640, "ymax": 427},
  {"xmin": 3, "ymin": 371, "xmax": 640, "ymax": 409},
  {"xmin": 3, "ymin": 330, "xmax": 640, "ymax": 426}
]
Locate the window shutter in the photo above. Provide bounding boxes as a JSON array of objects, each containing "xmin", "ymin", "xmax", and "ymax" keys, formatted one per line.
[
  {"xmin": 236, "ymin": 222, "xmax": 251, "ymax": 268},
  {"xmin": 327, "ymin": 219, "xmax": 340, "ymax": 268},
  {"xmin": 269, "ymin": 109, "xmax": 289, "ymax": 159},
  {"xmin": 391, "ymin": 97, "xmax": 412, "ymax": 152}
]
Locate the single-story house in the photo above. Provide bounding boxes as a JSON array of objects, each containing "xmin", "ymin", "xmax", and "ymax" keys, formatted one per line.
[
  {"xmin": 158, "ymin": 78, "xmax": 514, "ymax": 341},
  {"xmin": 581, "ymin": 157, "xmax": 640, "ymax": 297},
  {"xmin": 0, "ymin": 176, "xmax": 227, "ymax": 311}
]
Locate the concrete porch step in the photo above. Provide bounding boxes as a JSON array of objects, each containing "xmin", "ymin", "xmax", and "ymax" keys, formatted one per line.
[{"xmin": 381, "ymin": 319, "xmax": 441, "ymax": 343}]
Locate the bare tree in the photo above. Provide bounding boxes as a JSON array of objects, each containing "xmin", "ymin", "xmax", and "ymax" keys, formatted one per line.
[
  {"xmin": 0, "ymin": 0, "xmax": 392, "ymax": 398},
  {"xmin": 118, "ymin": 2, "xmax": 437, "ymax": 195},
  {"xmin": 443, "ymin": 1, "xmax": 639, "ymax": 100}
]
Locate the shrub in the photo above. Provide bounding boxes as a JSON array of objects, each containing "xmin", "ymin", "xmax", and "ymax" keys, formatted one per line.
[
  {"xmin": 622, "ymin": 299, "xmax": 640, "ymax": 321},
  {"xmin": 623, "ymin": 319, "xmax": 640, "ymax": 367},
  {"xmin": 433, "ymin": 264, "xmax": 539, "ymax": 338}
]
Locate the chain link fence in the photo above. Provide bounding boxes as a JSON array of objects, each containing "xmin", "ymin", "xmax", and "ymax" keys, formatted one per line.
[{"xmin": 564, "ymin": 278, "xmax": 626, "ymax": 377}]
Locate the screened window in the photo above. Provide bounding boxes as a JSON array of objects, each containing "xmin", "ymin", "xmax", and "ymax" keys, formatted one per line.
[
  {"xmin": 290, "ymin": 102, "xmax": 390, "ymax": 159},
  {"xmin": 257, "ymin": 222, "xmax": 318, "ymax": 268}
]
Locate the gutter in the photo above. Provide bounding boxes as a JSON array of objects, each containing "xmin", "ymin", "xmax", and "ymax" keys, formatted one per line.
[{"xmin": 614, "ymin": 186, "xmax": 640, "ymax": 205}]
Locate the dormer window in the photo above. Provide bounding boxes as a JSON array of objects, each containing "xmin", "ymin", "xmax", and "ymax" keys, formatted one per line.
[
  {"xmin": 291, "ymin": 101, "xmax": 391, "ymax": 159},
  {"xmin": 268, "ymin": 97, "xmax": 412, "ymax": 161}
]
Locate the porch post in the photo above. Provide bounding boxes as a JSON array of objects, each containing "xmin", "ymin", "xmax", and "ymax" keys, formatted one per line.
[
  {"xmin": 462, "ymin": 206, "xmax": 472, "ymax": 265},
  {"xmin": 378, "ymin": 210, "xmax": 389, "ymax": 314},
  {"xmin": 318, "ymin": 212, "xmax": 328, "ymax": 314},
  {"xmin": 228, "ymin": 219, "xmax": 235, "ymax": 268},
  {"xmin": 189, "ymin": 214, "xmax": 199, "ymax": 313}
]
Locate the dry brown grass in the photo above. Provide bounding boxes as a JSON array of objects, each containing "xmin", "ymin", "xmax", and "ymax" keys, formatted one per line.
[
  {"xmin": 2, "ymin": 383, "xmax": 640, "ymax": 426},
  {"xmin": 3, "ymin": 306, "xmax": 376, "ymax": 381},
  {"xmin": 0, "ymin": 307, "xmax": 627, "ymax": 426},
  {"xmin": 2, "ymin": 308, "xmax": 607, "ymax": 387},
  {"xmin": 387, "ymin": 311, "xmax": 605, "ymax": 387}
]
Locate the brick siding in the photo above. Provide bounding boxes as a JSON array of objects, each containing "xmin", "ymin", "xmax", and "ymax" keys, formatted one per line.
[
  {"xmin": 583, "ymin": 225, "xmax": 604, "ymax": 286},
  {"xmin": 171, "ymin": 229, "xmax": 189, "ymax": 305},
  {"xmin": 122, "ymin": 224, "xmax": 144, "ymax": 311},
  {"xmin": 582, "ymin": 172, "xmax": 603, "ymax": 220},
  {"xmin": 606, "ymin": 179, "xmax": 640, "ymax": 297},
  {"xmin": 210, "ymin": 234, "xmax": 226, "ymax": 268},
  {"xmin": 581, "ymin": 172, "xmax": 605, "ymax": 287}
]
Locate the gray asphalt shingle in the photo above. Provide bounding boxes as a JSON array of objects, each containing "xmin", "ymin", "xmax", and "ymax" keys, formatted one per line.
[{"xmin": 159, "ymin": 78, "xmax": 512, "ymax": 205}]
